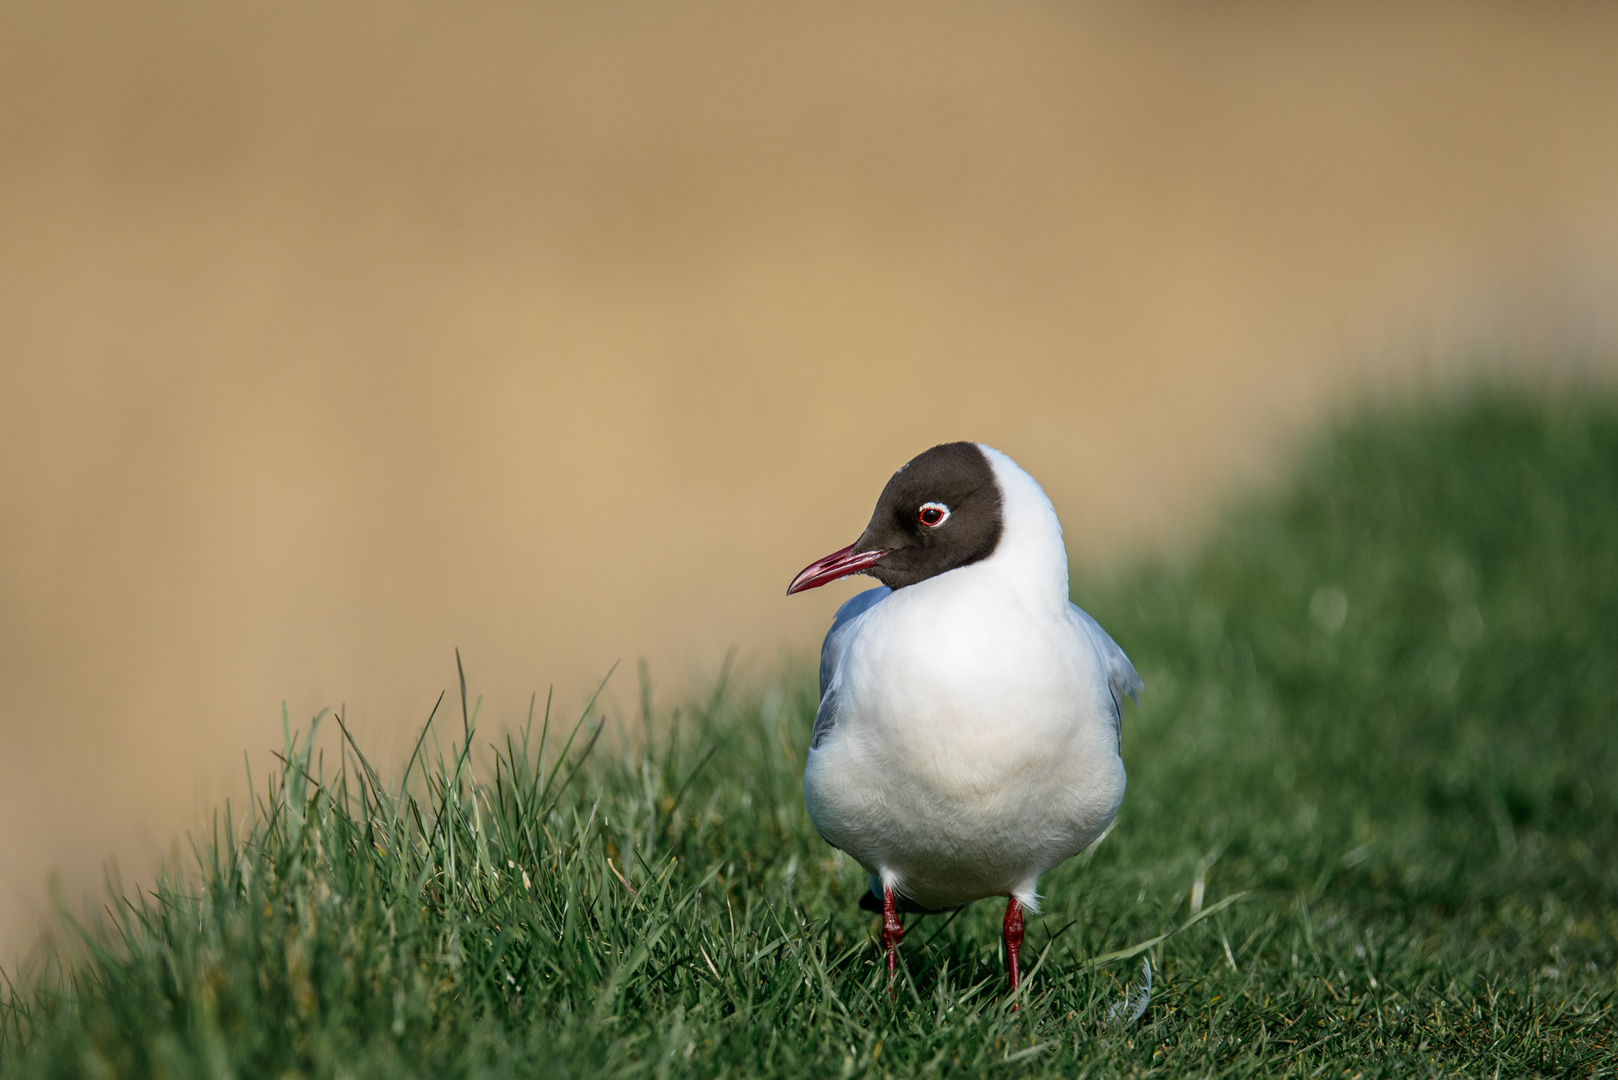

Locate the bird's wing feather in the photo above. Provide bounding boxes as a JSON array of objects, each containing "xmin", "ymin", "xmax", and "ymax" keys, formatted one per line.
[
  {"xmin": 818, "ymin": 586, "xmax": 890, "ymax": 697},
  {"xmin": 812, "ymin": 586, "xmax": 889, "ymax": 749},
  {"xmin": 810, "ymin": 688, "xmax": 840, "ymax": 750},
  {"xmin": 1070, "ymin": 602, "xmax": 1143, "ymax": 737}
]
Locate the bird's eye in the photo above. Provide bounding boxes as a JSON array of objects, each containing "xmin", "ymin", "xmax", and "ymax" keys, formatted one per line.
[{"xmin": 918, "ymin": 502, "xmax": 950, "ymax": 527}]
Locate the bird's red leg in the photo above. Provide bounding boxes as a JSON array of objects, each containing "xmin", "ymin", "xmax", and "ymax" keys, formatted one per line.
[
  {"xmin": 1003, "ymin": 896, "xmax": 1025, "ymax": 999},
  {"xmin": 881, "ymin": 886, "xmax": 904, "ymax": 988}
]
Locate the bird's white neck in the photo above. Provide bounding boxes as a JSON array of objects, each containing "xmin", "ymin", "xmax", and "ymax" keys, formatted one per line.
[{"xmin": 977, "ymin": 445, "xmax": 1071, "ymax": 605}]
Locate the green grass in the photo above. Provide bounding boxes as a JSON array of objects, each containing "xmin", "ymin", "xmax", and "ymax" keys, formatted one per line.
[{"xmin": 3, "ymin": 387, "xmax": 1616, "ymax": 1078}]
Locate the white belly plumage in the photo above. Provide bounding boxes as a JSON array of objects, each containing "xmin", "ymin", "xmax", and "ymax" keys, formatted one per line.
[{"xmin": 802, "ymin": 577, "xmax": 1129, "ymax": 912}]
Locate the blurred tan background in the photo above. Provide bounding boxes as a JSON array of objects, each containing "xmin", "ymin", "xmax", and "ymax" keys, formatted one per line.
[{"xmin": 4, "ymin": 0, "xmax": 1618, "ymax": 961}]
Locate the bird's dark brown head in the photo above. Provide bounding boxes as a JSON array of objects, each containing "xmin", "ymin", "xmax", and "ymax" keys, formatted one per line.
[
  {"xmin": 787, "ymin": 442, "xmax": 1005, "ymax": 594},
  {"xmin": 854, "ymin": 442, "xmax": 1005, "ymax": 588}
]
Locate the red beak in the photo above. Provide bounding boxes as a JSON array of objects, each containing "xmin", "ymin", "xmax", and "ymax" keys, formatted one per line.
[{"xmin": 786, "ymin": 543, "xmax": 888, "ymax": 595}]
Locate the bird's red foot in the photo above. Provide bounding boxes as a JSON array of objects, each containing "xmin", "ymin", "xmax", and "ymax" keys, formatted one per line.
[
  {"xmin": 882, "ymin": 886, "xmax": 904, "ymax": 991},
  {"xmin": 1003, "ymin": 896, "xmax": 1025, "ymax": 1001}
]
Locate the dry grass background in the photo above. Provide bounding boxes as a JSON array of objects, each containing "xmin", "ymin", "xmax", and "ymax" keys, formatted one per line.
[{"xmin": 3, "ymin": 0, "xmax": 1618, "ymax": 961}]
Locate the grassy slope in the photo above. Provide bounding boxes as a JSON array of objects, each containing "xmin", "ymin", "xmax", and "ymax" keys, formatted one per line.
[{"xmin": 3, "ymin": 389, "xmax": 1615, "ymax": 1078}]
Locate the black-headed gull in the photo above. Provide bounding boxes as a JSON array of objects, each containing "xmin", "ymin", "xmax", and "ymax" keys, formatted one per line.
[{"xmin": 788, "ymin": 442, "xmax": 1141, "ymax": 994}]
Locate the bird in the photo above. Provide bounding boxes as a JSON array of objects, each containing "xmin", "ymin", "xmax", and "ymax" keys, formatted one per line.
[{"xmin": 786, "ymin": 441, "xmax": 1141, "ymax": 996}]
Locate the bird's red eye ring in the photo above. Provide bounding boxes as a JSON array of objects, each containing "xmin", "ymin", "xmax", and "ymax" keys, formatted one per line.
[{"xmin": 918, "ymin": 502, "xmax": 950, "ymax": 527}]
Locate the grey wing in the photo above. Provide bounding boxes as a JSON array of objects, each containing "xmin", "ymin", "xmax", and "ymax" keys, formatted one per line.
[
  {"xmin": 818, "ymin": 586, "xmax": 890, "ymax": 697},
  {"xmin": 810, "ymin": 688, "xmax": 840, "ymax": 750},
  {"xmin": 813, "ymin": 586, "xmax": 889, "ymax": 749},
  {"xmin": 1071, "ymin": 602, "xmax": 1144, "ymax": 738}
]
